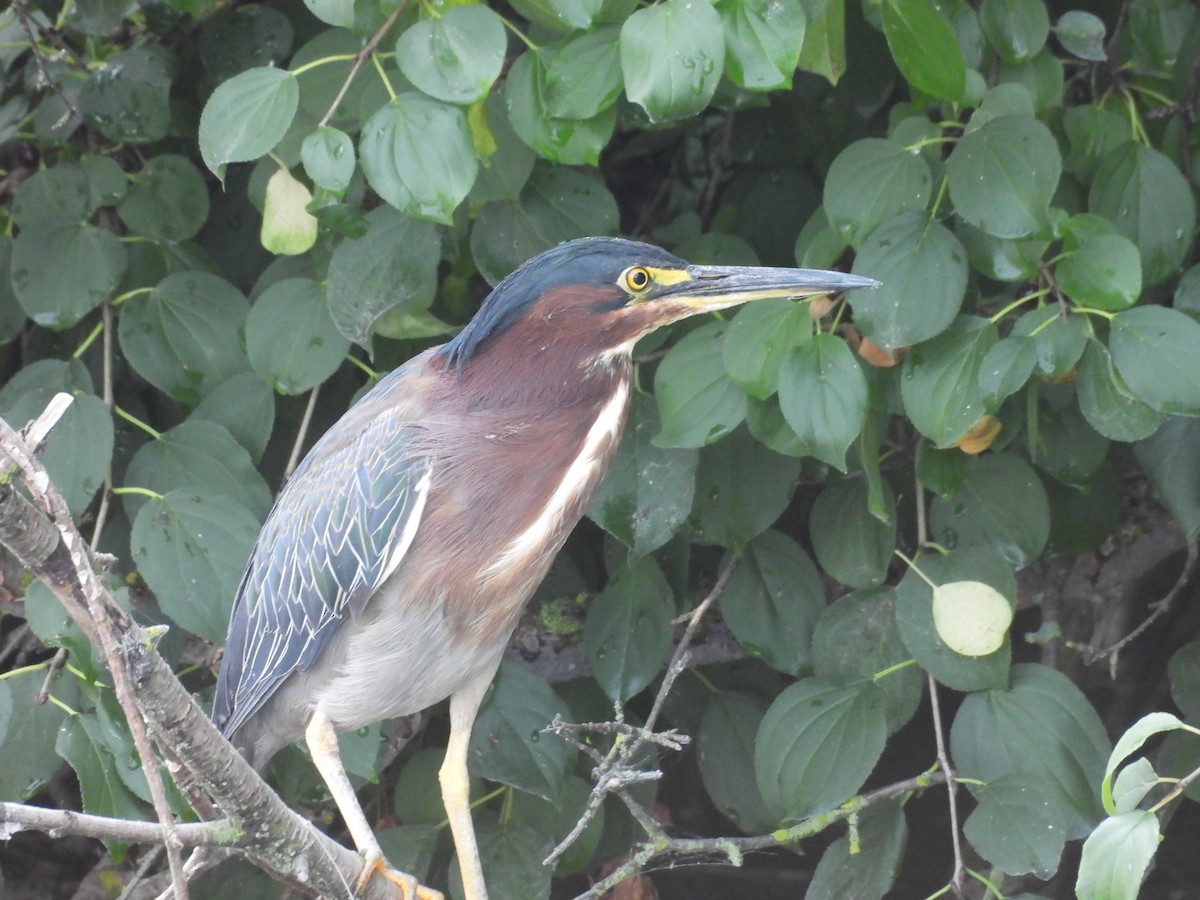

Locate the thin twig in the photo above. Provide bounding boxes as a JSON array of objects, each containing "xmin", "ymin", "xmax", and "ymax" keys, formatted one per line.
[
  {"xmin": 91, "ymin": 299, "xmax": 116, "ymax": 547},
  {"xmin": 35, "ymin": 647, "xmax": 68, "ymax": 704},
  {"xmin": 699, "ymin": 111, "xmax": 736, "ymax": 227},
  {"xmin": 284, "ymin": 384, "xmax": 320, "ymax": 482},
  {"xmin": 116, "ymin": 846, "xmax": 165, "ymax": 900},
  {"xmin": 1086, "ymin": 538, "xmax": 1200, "ymax": 664},
  {"xmin": 0, "ymin": 802, "xmax": 233, "ymax": 846},
  {"xmin": 574, "ymin": 769, "xmax": 947, "ymax": 900},
  {"xmin": 928, "ymin": 674, "xmax": 965, "ymax": 898},
  {"xmin": 316, "ymin": 1, "xmax": 408, "ymax": 129},
  {"xmin": 10, "ymin": 0, "xmax": 81, "ymax": 121}
]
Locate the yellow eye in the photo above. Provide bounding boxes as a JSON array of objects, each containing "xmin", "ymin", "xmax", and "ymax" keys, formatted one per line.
[{"xmin": 625, "ymin": 267, "xmax": 651, "ymax": 292}]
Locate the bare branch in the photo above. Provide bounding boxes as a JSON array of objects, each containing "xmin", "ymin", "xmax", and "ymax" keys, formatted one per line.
[
  {"xmin": 928, "ymin": 674, "xmax": 965, "ymax": 898},
  {"xmin": 0, "ymin": 802, "xmax": 234, "ymax": 847}
]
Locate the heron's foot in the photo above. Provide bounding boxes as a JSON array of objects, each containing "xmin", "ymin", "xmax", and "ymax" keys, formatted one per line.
[{"xmin": 353, "ymin": 846, "xmax": 444, "ymax": 899}]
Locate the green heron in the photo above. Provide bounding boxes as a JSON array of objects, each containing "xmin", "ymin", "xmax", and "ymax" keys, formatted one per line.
[{"xmin": 211, "ymin": 237, "xmax": 878, "ymax": 899}]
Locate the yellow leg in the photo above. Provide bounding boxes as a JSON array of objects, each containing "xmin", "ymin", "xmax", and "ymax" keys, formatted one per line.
[
  {"xmin": 305, "ymin": 706, "xmax": 443, "ymax": 899},
  {"xmin": 439, "ymin": 671, "xmax": 495, "ymax": 900}
]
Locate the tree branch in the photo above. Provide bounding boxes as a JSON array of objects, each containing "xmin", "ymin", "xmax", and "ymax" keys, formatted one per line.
[{"xmin": 0, "ymin": 803, "xmax": 234, "ymax": 847}]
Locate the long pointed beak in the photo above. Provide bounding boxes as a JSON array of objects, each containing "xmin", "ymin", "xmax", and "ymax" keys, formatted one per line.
[{"xmin": 654, "ymin": 264, "xmax": 880, "ymax": 311}]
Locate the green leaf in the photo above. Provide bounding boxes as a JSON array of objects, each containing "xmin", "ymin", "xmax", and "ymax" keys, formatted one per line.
[
  {"xmin": 950, "ymin": 663, "xmax": 1109, "ymax": 839},
  {"xmin": 850, "ymin": 213, "xmax": 967, "ymax": 349},
  {"xmin": 698, "ymin": 692, "xmax": 778, "ymax": 833},
  {"xmin": 796, "ymin": 0, "xmax": 846, "ymax": 85},
  {"xmin": 721, "ymin": 298, "xmax": 811, "ymax": 399},
  {"xmin": 469, "ymin": 93, "xmax": 535, "ymax": 204},
  {"xmin": 0, "ymin": 681, "xmax": 9, "ymax": 745},
  {"xmin": 504, "ymin": 51, "xmax": 616, "ymax": 166},
  {"xmin": 1076, "ymin": 811, "xmax": 1159, "ymax": 900},
  {"xmin": 979, "ymin": 0, "xmax": 1049, "ymax": 63},
  {"xmin": 261, "ymin": 167, "xmax": 318, "ymax": 255},
  {"xmin": 901, "ymin": 316, "xmax": 997, "ymax": 446},
  {"xmin": 0, "ymin": 373, "xmax": 113, "ymax": 517},
  {"xmin": 11, "ymin": 163, "xmax": 88, "ymax": 229},
  {"xmin": 947, "ymin": 114, "xmax": 1061, "ymax": 238},
  {"xmin": 1055, "ymin": 10, "xmax": 1107, "ymax": 61},
  {"xmin": 1100, "ymin": 712, "xmax": 1185, "ymax": 815},
  {"xmin": 823, "ymin": 141, "xmax": 932, "ymax": 249},
  {"xmin": 191, "ymin": 373, "xmax": 276, "ymax": 464},
  {"xmin": 806, "ymin": 800, "xmax": 907, "ymax": 900},
  {"xmin": 1136, "ymin": 417, "xmax": 1200, "ymax": 539},
  {"xmin": 79, "ymin": 45, "xmax": 173, "ymax": 144},
  {"xmin": 1109, "ymin": 306, "xmax": 1200, "ymax": 415},
  {"xmin": 450, "ymin": 822, "xmax": 553, "ymax": 900},
  {"xmin": 246, "ymin": 277, "xmax": 349, "ymax": 394},
  {"xmin": 755, "ymin": 678, "xmax": 887, "ymax": 820},
  {"xmin": 11, "ymin": 223, "xmax": 126, "ymax": 329},
  {"xmin": 57, "ymin": 714, "xmax": 146, "ymax": 826},
  {"xmin": 721, "ymin": 530, "xmax": 824, "ymax": 675},
  {"xmin": 468, "ymin": 660, "xmax": 575, "ymax": 803},
  {"xmin": 326, "ymin": 206, "xmax": 440, "ymax": 347},
  {"xmin": 691, "ymin": 428, "xmax": 802, "ymax": 546},
  {"xmin": 978, "ymin": 336, "xmax": 1038, "ymax": 408},
  {"xmin": 471, "ymin": 166, "xmax": 618, "ymax": 284},
  {"xmin": 1032, "ymin": 397, "xmax": 1110, "ymax": 486},
  {"xmin": 1169, "ymin": 643, "xmax": 1200, "ymax": 722},
  {"xmin": 118, "ymin": 154, "xmax": 210, "ymax": 242},
  {"xmin": 810, "ymin": 478, "xmax": 896, "ymax": 588},
  {"xmin": 587, "ymin": 393, "xmax": 697, "ymax": 557},
  {"xmin": 718, "ymin": 0, "xmax": 806, "ymax": 91},
  {"xmin": 122, "ymin": 419, "xmax": 273, "ymax": 522},
  {"xmin": 301, "ymin": 126, "xmax": 355, "ymax": 193},
  {"xmin": 118, "ymin": 271, "xmax": 251, "ymax": 405},
  {"xmin": 812, "ymin": 587, "xmax": 923, "ymax": 734},
  {"xmin": 1064, "ymin": 105, "xmax": 1128, "ymax": 181},
  {"xmin": 0, "ymin": 674, "xmax": 78, "ymax": 802},
  {"xmin": 1056, "ymin": 234, "xmax": 1142, "ymax": 311},
  {"xmin": 881, "ymin": 0, "xmax": 966, "ymax": 101},
  {"xmin": 360, "ymin": 93, "xmax": 478, "ymax": 223},
  {"xmin": 199, "ymin": 67, "xmax": 299, "ymax": 178},
  {"xmin": 1089, "ymin": 142, "xmax": 1197, "ymax": 285},
  {"xmin": 303, "ymin": 0, "xmax": 353, "ymax": 27},
  {"xmin": 376, "ymin": 825, "xmax": 438, "ymax": 884},
  {"xmin": 1111, "ymin": 758, "xmax": 1158, "ymax": 815},
  {"xmin": 1010, "ymin": 305, "xmax": 1087, "ymax": 379},
  {"xmin": 957, "ymin": 219, "xmax": 1047, "ymax": 282},
  {"xmin": 198, "ymin": 5, "xmax": 293, "ymax": 81},
  {"xmin": 654, "ymin": 321, "xmax": 746, "ymax": 448},
  {"xmin": 620, "ymin": 0, "xmax": 725, "ymax": 122},
  {"xmin": 506, "ymin": 776, "xmax": 605, "ymax": 876},
  {"xmin": 894, "ymin": 548, "xmax": 1014, "ymax": 692},
  {"xmin": 777, "ymin": 333, "xmax": 867, "ymax": 470},
  {"xmin": 545, "ymin": 27, "xmax": 624, "ymax": 119},
  {"xmin": 584, "ymin": 556, "xmax": 675, "ymax": 702},
  {"xmin": 396, "ymin": 6, "xmax": 506, "ymax": 105},
  {"xmin": 963, "ymin": 773, "xmax": 1067, "ymax": 878},
  {"xmin": 929, "ymin": 451, "xmax": 1050, "ymax": 566},
  {"xmin": 132, "ymin": 489, "xmax": 261, "ymax": 641}
]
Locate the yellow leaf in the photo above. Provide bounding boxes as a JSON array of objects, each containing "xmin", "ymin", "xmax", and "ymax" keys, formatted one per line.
[{"xmin": 261, "ymin": 167, "xmax": 317, "ymax": 256}]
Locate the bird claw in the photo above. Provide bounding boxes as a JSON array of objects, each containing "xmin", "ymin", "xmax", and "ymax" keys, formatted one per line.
[{"xmin": 353, "ymin": 848, "xmax": 444, "ymax": 900}]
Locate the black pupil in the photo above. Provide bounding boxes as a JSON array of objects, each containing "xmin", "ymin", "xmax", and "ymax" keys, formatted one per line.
[{"xmin": 632, "ymin": 270, "xmax": 647, "ymax": 287}]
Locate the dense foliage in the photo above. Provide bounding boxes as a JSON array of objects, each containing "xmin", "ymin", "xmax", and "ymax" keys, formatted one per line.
[{"xmin": 1, "ymin": 0, "xmax": 1199, "ymax": 897}]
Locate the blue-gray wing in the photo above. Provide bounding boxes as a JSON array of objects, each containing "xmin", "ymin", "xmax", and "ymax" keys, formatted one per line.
[{"xmin": 212, "ymin": 398, "xmax": 432, "ymax": 738}]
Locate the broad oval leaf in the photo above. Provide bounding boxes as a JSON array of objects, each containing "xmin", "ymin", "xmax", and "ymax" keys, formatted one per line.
[
  {"xmin": 11, "ymin": 223, "xmax": 126, "ymax": 329},
  {"xmin": 505, "ymin": 52, "xmax": 616, "ymax": 166},
  {"xmin": 620, "ymin": 0, "xmax": 725, "ymax": 123},
  {"xmin": 718, "ymin": 0, "xmax": 806, "ymax": 91},
  {"xmin": 1056, "ymin": 233, "xmax": 1142, "ymax": 311},
  {"xmin": 360, "ymin": 93, "xmax": 478, "ymax": 223},
  {"xmin": 947, "ymin": 113, "xmax": 1061, "ymax": 238},
  {"xmin": 132, "ymin": 489, "xmax": 261, "ymax": 642},
  {"xmin": 79, "ymin": 45, "xmax": 172, "ymax": 144},
  {"xmin": 901, "ymin": 316, "xmax": 997, "ymax": 446},
  {"xmin": 1076, "ymin": 811, "xmax": 1159, "ymax": 900},
  {"xmin": 261, "ymin": 167, "xmax": 318, "ymax": 255},
  {"xmin": 755, "ymin": 678, "xmax": 887, "ymax": 820},
  {"xmin": 468, "ymin": 660, "xmax": 576, "ymax": 803},
  {"xmin": 721, "ymin": 530, "xmax": 823, "ymax": 675},
  {"xmin": 963, "ymin": 773, "xmax": 1068, "ymax": 878},
  {"xmin": 1109, "ymin": 305, "xmax": 1200, "ymax": 415},
  {"xmin": 850, "ymin": 212, "xmax": 967, "ymax": 350},
  {"xmin": 301, "ymin": 126, "xmax": 355, "ymax": 193},
  {"xmin": 881, "ymin": 0, "xmax": 966, "ymax": 101},
  {"xmin": 1055, "ymin": 10, "xmax": 1107, "ymax": 61},
  {"xmin": 824, "ymin": 141, "xmax": 932, "ymax": 248},
  {"xmin": 777, "ymin": 332, "xmax": 867, "ymax": 471},
  {"xmin": 950, "ymin": 662, "xmax": 1109, "ymax": 839},
  {"xmin": 932, "ymin": 580, "xmax": 1013, "ymax": 657},
  {"xmin": 809, "ymin": 478, "xmax": 896, "ymax": 589},
  {"xmin": 812, "ymin": 587, "xmax": 923, "ymax": 734},
  {"xmin": 199, "ymin": 67, "xmax": 299, "ymax": 178},
  {"xmin": 654, "ymin": 321, "xmax": 746, "ymax": 448},
  {"xmin": 396, "ymin": 6, "xmax": 507, "ymax": 105},
  {"xmin": 1089, "ymin": 142, "xmax": 1196, "ymax": 286},
  {"xmin": 583, "ymin": 556, "xmax": 675, "ymax": 702},
  {"xmin": 586, "ymin": 393, "xmax": 697, "ymax": 557},
  {"xmin": 326, "ymin": 206, "xmax": 440, "ymax": 347},
  {"xmin": 246, "ymin": 277, "xmax": 349, "ymax": 394},
  {"xmin": 929, "ymin": 451, "xmax": 1050, "ymax": 567},
  {"xmin": 118, "ymin": 154, "xmax": 210, "ymax": 242},
  {"xmin": 191, "ymin": 373, "xmax": 276, "ymax": 464},
  {"xmin": 721, "ymin": 298, "xmax": 811, "ymax": 399},
  {"xmin": 544, "ymin": 27, "xmax": 624, "ymax": 120},
  {"xmin": 894, "ymin": 549, "xmax": 1015, "ymax": 692},
  {"xmin": 1101, "ymin": 712, "xmax": 1186, "ymax": 815},
  {"xmin": 1135, "ymin": 417, "xmax": 1200, "ymax": 540},
  {"xmin": 807, "ymin": 800, "xmax": 907, "ymax": 900},
  {"xmin": 979, "ymin": 0, "xmax": 1049, "ymax": 63},
  {"xmin": 118, "ymin": 271, "xmax": 251, "ymax": 404},
  {"xmin": 697, "ymin": 692, "xmax": 778, "ymax": 833}
]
